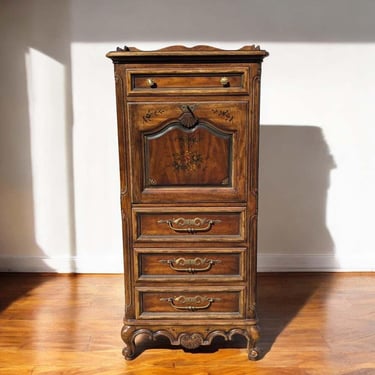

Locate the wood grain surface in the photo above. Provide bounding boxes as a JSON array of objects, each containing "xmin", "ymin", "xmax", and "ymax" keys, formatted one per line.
[{"xmin": 0, "ymin": 273, "xmax": 374, "ymax": 374}]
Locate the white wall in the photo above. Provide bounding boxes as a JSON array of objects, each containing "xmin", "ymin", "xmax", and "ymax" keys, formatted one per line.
[{"xmin": 1, "ymin": 0, "xmax": 374, "ymax": 272}]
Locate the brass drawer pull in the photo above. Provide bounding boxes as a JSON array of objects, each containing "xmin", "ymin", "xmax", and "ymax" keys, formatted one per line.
[
  {"xmin": 157, "ymin": 217, "xmax": 221, "ymax": 234},
  {"xmin": 146, "ymin": 78, "xmax": 157, "ymax": 88},
  {"xmin": 160, "ymin": 257, "xmax": 221, "ymax": 273},
  {"xmin": 220, "ymin": 76, "xmax": 230, "ymax": 87},
  {"xmin": 160, "ymin": 295, "xmax": 219, "ymax": 311}
]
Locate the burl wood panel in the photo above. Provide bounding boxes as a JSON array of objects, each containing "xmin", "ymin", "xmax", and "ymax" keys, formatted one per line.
[{"xmin": 145, "ymin": 124, "xmax": 231, "ymax": 186}]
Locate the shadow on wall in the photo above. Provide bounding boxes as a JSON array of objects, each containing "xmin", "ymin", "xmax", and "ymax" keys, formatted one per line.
[
  {"xmin": 258, "ymin": 125, "xmax": 336, "ymax": 270},
  {"xmin": 257, "ymin": 126, "xmax": 336, "ymax": 357}
]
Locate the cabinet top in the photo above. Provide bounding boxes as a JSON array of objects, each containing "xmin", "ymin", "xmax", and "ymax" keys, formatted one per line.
[{"xmin": 106, "ymin": 45, "xmax": 268, "ymax": 64}]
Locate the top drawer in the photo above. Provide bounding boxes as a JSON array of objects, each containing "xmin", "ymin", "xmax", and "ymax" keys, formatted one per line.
[{"xmin": 126, "ymin": 68, "xmax": 249, "ymax": 96}]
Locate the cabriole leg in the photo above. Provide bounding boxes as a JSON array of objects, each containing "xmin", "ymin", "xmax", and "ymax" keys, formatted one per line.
[
  {"xmin": 246, "ymin": 325, "xmax": 260, "ymax": 361},
  {"xmin": 121, "ymin": 325, "xmax": 136, "ymax": 360}
]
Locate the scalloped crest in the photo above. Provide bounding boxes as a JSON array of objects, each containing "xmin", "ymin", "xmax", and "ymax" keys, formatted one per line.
[{"xmin": 116, "ymin": 44, "xmax": 262, "ymax": 52}]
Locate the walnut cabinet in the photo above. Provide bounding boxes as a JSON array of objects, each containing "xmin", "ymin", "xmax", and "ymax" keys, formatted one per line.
[{"xmin": 106, "ymin": 45, "xmax": 268, "ymax": 360}]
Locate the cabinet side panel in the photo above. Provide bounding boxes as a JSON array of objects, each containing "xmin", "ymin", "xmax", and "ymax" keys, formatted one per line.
[
  {"xmin": 247, "ymin": 62, "xmax": 263, "ymax": 319},
  {"xmin": 114, "ymin": 65, "xmax": 135, "ymax": 319}
]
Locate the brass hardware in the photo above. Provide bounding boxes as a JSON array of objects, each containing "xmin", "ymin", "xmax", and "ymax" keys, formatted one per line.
[
  {"xmin": 146, "ymin": 78, "xmax": 157, "ymax": 88},
  {"xmin": 157, "ymin": 217, "xmax": 221, "ymax": 233},
  {"xmin": 160, "ymin": 295, "xmax": 219, "ymax": 311},
  {"xmin": 148, "ymin": 178, "xmax": 157, "ymax": 185},
  {"xmin": 221, "ymin": 177, "xmax": 229, "ymax": 185},
  {"xmin": 220, "ymin": 77, "xmax": 230, "ymax": 87},
  {"xmin": 160, "ymin": 257, "xmax": 221, "ymax": 273}
]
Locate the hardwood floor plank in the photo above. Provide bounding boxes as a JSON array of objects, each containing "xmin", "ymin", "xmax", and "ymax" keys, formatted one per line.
[{"xmin": 0, "ymin": 273, "xmax": 374, "ymax": 374}]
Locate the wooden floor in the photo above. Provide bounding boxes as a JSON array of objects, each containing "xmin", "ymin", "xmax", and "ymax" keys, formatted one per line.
[{"xmin": 0, "ymin": 273, "xmax": 374, "ymax": 374}]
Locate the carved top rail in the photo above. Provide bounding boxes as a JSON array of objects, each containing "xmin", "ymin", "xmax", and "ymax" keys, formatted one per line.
[{"xmin": 106, "ymin": 45, "xmax": 269, "ymax": 63}]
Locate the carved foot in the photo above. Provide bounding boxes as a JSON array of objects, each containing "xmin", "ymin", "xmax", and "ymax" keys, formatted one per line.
[
  {"xmin": 121, "ymin": 325, "xmax": 136, "ymax": 360},
  {"xmin": 246, "ymin": 325, "xmax": 260, "ymax": 361},
  {"xmin": 248, "ymin": 347, "xmax": 260, "ymax": 361}
]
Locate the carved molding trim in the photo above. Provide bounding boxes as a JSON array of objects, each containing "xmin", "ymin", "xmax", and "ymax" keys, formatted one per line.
[
  {"xmin": 250, "ymin": 68, "xmax": 261, "ymax": 199},
  {"xmin": 179, "ymin": 333, "xmax": 204, "ymax": 349},
  {"xmin": 116, "ymin": 45, "xmax": 265, "ymax": 53},
  {"xmin": 107, "ymin": 45, "xmax": 269, "ymax": 64},
  {"xmin": 114, "ymin": 73, "xmax": 128, "ymax": 196},
  {"xmin": 121, "ymin": 325, "xmax": 260, "ymax": 359},
  {"xmin": 179, "ymin": 104, "xmax": 199, "ymax": 128}
]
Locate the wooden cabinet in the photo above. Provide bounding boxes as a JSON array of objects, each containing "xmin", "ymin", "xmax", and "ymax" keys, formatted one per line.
[{"xmin": 107, "ymin": 45, "xmax": 268, "ymax": 360}]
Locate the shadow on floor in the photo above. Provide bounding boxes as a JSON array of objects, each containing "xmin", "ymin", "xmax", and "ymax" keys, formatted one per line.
[
  {"xmin": 0, "ymin": 273, "xmax": 50, "ymax": 312},
  {"xmin": 256, "ymin": 272, "xmax": 333, "ymax": 358},
  {"xmin": 118, "ymin": 273, "xmax": 334, "ymax": 360}
]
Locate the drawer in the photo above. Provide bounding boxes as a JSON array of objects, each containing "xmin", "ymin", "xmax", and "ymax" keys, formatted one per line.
[
  {"xmin": 136, "ymin": 286, "xmax": 245, "ymax": 319},
  {"xmin": 134, "ymin": 248, "xmax": 246, "ymax": 282},
  {"xmin": 126, "ymin": 68, "xmax": 249, "ymax": 96},
  {"xmin": 133, "ymin": 206, "xmax": 246, "ymax": 242}
]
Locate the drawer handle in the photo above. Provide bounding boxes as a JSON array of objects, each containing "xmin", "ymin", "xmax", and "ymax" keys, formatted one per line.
[
  {"xmin": 157, "ymin": 217, "xmax": 221, "ymax": 234},
  {"xmin": 146, "ymin": 78, "xmax": 157, "ymax": 88},
  {"xmin": 220, "ymin": 76, "xmax": 230, "ymax": 87},
  {"xmin": 160, "ymin": 257, "xmax": 221, "ymax": 273},
  {"xmin": 160, "ymin": 295, "xmax": 219, "ymax": 312}
]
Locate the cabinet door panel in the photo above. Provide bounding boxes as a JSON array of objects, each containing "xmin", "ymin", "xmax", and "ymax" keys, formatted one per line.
[
  {"xmin": 146, "ymin": 123, "xmax": 231, "ymax": 186},
  {"xmin": 128, "ymin": 101, "xmax": 249, "ymax": 203}
]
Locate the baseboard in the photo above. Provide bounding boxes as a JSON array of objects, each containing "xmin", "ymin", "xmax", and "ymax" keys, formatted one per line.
[
  {"xmin": 257, "ymin": 253, "xmax": 375, "ymax": 272},
  {"xmin": 0, "ymin": 255, "xmax": 124, "ymax": 273},
  {"xmin": 0, "ymin": 253, "xmax": 373, "ymax": 273}
]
